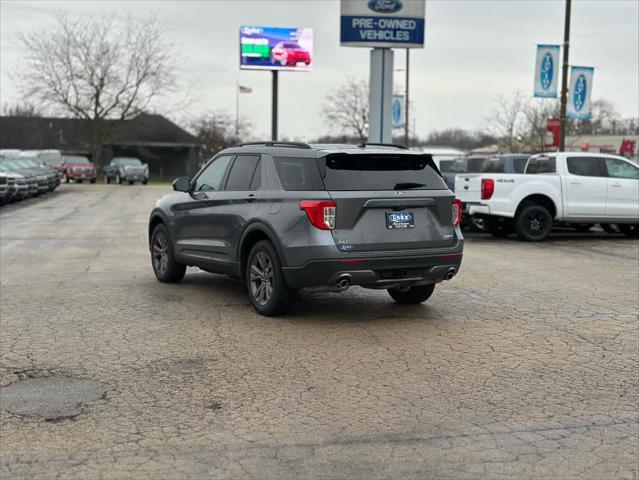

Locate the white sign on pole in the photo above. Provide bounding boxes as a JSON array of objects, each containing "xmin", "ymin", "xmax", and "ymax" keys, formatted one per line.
[
  {"xmin": 340, "ymin": 0, "xmax": 425, "ymax": 48},
  {"xmin": 566, "ymin": 66, "xmax": 594, "ymax": 120},
  {"xmin": 392, "ymin": 94, "xmax": 405, "ymax": 129},
  {"xmin": 533, "ymin": 44, "xmax": 560, "ymax": 98}
]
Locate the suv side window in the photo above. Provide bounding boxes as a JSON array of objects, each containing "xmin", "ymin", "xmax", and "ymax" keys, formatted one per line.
[
  {"xmin": 274, "ymin": 157, "xmax": 319, "ymax": 190},
  {"xmin": 526, "ymin": 157, "xmax": 556, "ymax": 174},
  {"xmin": 224, "ymin": 155, "xmax": 260, "ymax": 191},
  {"xmin": 604, "ymin": 158, "xmax": 639, "ymax": 179},
  {"xmin": 567, "ymin": 157, "xmax": 601, "ymax": 176},
  {"xmin": 194, "ymin": 155, "xmax": 233, "ymax": 192}
]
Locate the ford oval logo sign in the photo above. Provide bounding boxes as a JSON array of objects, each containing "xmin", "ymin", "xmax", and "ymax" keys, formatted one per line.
[
  {"xmin": 368, "ymin": 0, "xmax": 403, "ymax": 14},
  {"xmin": 573, "ymin": 73, "xmax": 587, "ymax": 112},
  {"xmin": 540, "ymin": 52, "xmax": 553, "ymax": 90}
]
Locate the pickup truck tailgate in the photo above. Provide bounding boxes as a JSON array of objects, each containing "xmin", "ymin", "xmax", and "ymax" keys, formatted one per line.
[{"xmin": 454, "ymin": 174, "xmax": 483, "ymax": 203}]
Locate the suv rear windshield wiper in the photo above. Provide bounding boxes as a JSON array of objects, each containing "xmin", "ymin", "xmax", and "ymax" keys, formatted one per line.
[{"xmin": 394, "ymin": 182, "xmax": 427, "ymax": 190}]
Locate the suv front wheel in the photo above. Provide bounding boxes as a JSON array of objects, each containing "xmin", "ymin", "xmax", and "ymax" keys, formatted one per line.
[
  {"xmin": 246, "ymin": 240, "xmax": 291, "ymax": 316},
  {"xmin": 388, "ymin": 284, "xmax": 436, "ymax": 304}
]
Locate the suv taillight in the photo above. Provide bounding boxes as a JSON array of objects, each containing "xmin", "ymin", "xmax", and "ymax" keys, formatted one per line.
[
  {"xmin": 300, "ymin": 200, "xmax": 336, "ymax": 230},
  {"xmin": 452, "ymin": 198, "xmax": 462, "ymax": 226},
  {"xmin": 481, "ymin": 178, "xmax": 495, "ymax": 200}
]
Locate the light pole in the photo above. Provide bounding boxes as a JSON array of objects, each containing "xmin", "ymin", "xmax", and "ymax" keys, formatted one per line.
[
  {"xmin": 559, "ymin": 0, "xmax": 572, "ymax": 152},
  {"xmin": 405, "ymin": 48, "xmax": 410, "ymax": 147},
  {"xmin": 394, "ymin": 50, "xmax": 411, "ymax": 147}
]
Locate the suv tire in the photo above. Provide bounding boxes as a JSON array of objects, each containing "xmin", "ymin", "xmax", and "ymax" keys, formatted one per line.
[
  {"xmin": 151, "ymin": 224, "xmax": 186, "ymax": 283},
  {"xmin": 388, "ymin": 284, "xmax": 436, "ymax": 304},
  {"xmin": 246, "ymin": 240, "xmax": 291, "ymax": 316},
  {"xmin": 515, "ymin": 204, "xmax": 553, "ymax": 241}
]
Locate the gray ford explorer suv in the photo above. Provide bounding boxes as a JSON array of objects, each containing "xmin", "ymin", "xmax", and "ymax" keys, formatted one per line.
[{"xmin": 148, "ymin": 142, "xmax": 464, "ymax": 316}]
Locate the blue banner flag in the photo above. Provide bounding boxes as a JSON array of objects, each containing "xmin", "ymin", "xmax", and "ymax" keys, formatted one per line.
[
  {"xmin": 567, "ymin": 66, "xmax": 594, "ymax": 120},
  {"xmin": 534, "ymin": 45, "xmax": 560, "ymax": 98}
]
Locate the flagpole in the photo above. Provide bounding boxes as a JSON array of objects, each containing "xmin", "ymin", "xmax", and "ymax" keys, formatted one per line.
[{"xmin": 235, "ymin": 81, "xmax": 239, "ymax": 137}]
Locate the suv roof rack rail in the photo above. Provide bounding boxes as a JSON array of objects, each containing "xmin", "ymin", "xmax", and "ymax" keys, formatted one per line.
[
  {"xmin": 238, "ymin": 141, "xmax": 312, "ymax": 149},
  {"xmin": 358, "ymin": 142, "xmax": 408, "ymax": 150}
]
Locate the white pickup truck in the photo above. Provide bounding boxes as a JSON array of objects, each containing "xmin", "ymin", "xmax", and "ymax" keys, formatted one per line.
[{"xmin": 455, "ymin": 152, "xmax": 639, "ymax": 241}]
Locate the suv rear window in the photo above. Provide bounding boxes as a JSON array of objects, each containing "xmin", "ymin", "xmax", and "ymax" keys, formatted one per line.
[
  {"xmin": 526, "ymin": 157, "xmax": 556, "ymax": 174},
  {"xmin": 320, "ymin": 154, "xmax": 445, "ymax": 191}
]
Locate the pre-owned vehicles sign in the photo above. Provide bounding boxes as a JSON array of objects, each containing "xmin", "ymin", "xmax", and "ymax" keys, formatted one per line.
[{"xmin": 340, "ymin": 0, "xmax": 425, "ymax": 48}]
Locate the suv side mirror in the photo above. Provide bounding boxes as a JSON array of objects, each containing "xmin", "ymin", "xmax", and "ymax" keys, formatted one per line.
[{"xmin": 172, "ymin": 177, "xmax": 190, "ymax": 192}]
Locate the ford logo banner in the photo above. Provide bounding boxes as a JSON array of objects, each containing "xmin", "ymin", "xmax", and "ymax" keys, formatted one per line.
[
  {"xmin": 368, "ymin": 0, "xmax": 403, "ymax": 14},
  {"xmin": 573, "ymin": 73, "xmax": 587, "ymax": 112},
  {"xmin": 540, "ymin": 52, "xmax": 553, "ymax": 91}
]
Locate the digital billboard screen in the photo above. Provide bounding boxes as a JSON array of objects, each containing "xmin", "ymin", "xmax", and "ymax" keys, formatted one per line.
[{"xmin": 240, "ymin": 26, "xmax": 313, "ymax": 72}]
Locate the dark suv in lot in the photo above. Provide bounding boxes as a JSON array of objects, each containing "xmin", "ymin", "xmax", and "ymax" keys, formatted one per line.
[{"xmin": 148, "ymin": 143, "xmax": 464, "ymax": 316}]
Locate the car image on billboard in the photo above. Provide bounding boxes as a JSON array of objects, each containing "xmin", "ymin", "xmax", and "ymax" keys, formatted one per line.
[{"xmin": 240, "ymin": 26, "xmax": 313, "ymax": 72}]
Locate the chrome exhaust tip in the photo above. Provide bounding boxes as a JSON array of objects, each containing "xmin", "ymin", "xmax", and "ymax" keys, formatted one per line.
[
  {"xmin": 446, "ymin": 269, "xmax": 457, "ymax": 281},
  {"xmin": 336, "ymin": 275, "xmax": 351, "ymax": 290}
]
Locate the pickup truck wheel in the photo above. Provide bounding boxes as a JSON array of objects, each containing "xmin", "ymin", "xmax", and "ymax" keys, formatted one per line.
[
  {"xmin": 104, "ymin": 176, "xmax": 111, "ymax": 184},
  {"xmin": 619, "ymin": 224, "xmax": 639, "ymax": 238},
  {"xmin": 601, "ymin": 223, "xmax": 620, "ymax": 234},
  {"xmin": 388, "ymin": 284, "xmax": 436, "ymax": 304},
  {"xmin": 486, "ymin": 217, "xmax": 513, "ymax": 238},
  {"xmin": 151, "ymin": 224, "xmax": 186, "ymax": 283},
  {"xmin": 515, "ymin": 204, "xmax": 553, "ymax": 241},
  {"xmin": 246, "ymin": 240, "xmax": 291, "ymax": 316},
  {"xmin": 128, "ymin": 180, "xmax": 134, "ymax": 185},
  {"xmin": 573, "ymin": 223, "xmax": 594, "ymax": 233}
]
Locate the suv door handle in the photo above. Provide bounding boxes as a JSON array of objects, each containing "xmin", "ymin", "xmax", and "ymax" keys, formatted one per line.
[
  {"xmin": 611, "ymin": 183, "xmax": 622, "ymax": 188},
  {"xmin": 244, "ymin": 194, "xmax": 256, "ymax": 202},
  {"xmin": 570, "ymin": 181, "xmax": 581, "ymax": 185}
]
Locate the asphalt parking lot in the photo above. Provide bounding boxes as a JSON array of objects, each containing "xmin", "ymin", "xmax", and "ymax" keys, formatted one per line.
[{"xmin": 1, "ymin": 184, "xmax": 637, "ymax": 480}]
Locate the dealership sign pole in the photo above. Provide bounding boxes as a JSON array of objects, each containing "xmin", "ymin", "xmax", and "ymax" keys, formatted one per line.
[
  {"xmin": 240, "ymin": 26, "xmax": 313, "ymax": 141},
  {"xmin": 340, "ymin": 0, "xmax": 425, "ymax": 144}
]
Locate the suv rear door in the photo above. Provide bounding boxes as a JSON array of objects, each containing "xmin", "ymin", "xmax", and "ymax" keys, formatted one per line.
[{"xmin": 319, "ymin": 153, "xmax": 456, "ymax": 252}]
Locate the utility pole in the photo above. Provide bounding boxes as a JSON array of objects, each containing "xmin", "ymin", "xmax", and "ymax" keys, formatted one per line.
[
  {"xmin": 235, "ymin": 82, "xmax": 239, "ymax": 137},
  {"xmin": 405, "ymin": 49, "xmax": 410, "ymax": 147},
  {"xmin": 559, "ymin": 0, "xmax": 572, "ymax": 152}
]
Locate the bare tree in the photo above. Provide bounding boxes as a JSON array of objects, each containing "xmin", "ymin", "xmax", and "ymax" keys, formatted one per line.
[
  {"xmin": 522, "ymin": 99, "xmax": 560, "ymax": 151},
  {"xmin": 486, "ymin": 91, "xmax": 528, "ymax": 153},
  {"xmin": 191, "ymin": 111, "xmax": 252, "ymax": 160},
  {"xmin": 17, "ymin": 13, "xmax": 179, "ymax": 167},
  {"xmin": 322, "ymin": 77, "xmax": 369, "ymax": 140},
  {"xmin": 1, "ymin": 101, "xmax": 43, "ymax": 117}
]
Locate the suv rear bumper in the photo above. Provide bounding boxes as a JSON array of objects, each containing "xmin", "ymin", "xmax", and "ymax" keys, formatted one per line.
[{"xmin": 282, "ymin": 252, "xmax": 463, "ymax": 289}]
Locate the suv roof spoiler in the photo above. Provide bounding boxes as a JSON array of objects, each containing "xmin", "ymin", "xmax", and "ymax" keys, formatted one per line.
[{"xmin": 237, "ymin": 141, "xmax": 312, "ymax": 149}]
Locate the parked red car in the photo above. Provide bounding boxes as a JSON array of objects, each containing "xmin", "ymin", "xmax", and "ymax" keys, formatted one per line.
[
  {"xmin": 62, "ymin": 156, "xmax": 97, "ymax": 183},
  {"xmin": 271, "ymin": 42, "xmax": 311, "ymax": 66}
]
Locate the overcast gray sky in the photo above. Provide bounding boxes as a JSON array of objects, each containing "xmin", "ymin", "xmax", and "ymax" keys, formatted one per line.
[{"xmin": 1, "ymin": 0, "xmax": 637, "ymax": 139}]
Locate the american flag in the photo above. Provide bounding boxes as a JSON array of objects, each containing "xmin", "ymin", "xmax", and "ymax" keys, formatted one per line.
[{"xmin": 238, "ymin": 85, "xmax": 252, "ymax": 94}]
